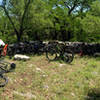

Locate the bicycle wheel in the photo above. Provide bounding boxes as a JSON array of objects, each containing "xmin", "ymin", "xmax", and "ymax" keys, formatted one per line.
[
  {"xmin": 0, "ymin": 75, "xmax": 8, "ymax": 87},
  {"xmin": 46, "ymin": 49, "xmax": 57, "ymax": 61},
  {"xmin": 62, "ymin": 53, "xmax": 70, "ymax": 63},
  {"xmin": 65, "ymin": 50, "xmax": 74, "ymax": 63}
]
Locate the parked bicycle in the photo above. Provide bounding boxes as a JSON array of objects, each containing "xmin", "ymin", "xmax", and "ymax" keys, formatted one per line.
[
  {"xmin": 0, "ymin": 63, "xmax": 9, "ymax": 87},
  {"xmin": 45, "ymin": 41, "xmax": 74, "ymax": 63},
  {"xmin": 0, "ymin": 61, "xmax": 16, "ymax": 87},
  {"xmin": 0, "ymin": 44, "xmax": 16, "ymax": 87},
  {"xmin": 0, "ymin": 60, "xmax": 16, "ymax": 87}
]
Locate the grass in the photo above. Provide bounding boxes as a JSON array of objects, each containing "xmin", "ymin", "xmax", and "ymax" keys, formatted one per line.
[{"xmin": 0, "ymin": 54, "xmax": 100, "ymax": 100}]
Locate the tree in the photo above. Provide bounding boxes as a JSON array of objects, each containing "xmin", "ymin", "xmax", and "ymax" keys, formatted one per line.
[
  {"xmin": 81, "ymin": 0, "xmax": 100, "ymax": 42},
  {"xmin": 24, "ymin": 0, "xmax": 53, "ymax": 40},
  {"xmin": 0, "ymin": 0, "xmax": 32, "ymax": 42},
  {"xmin": 46, "ymin": 0, "xmax": 97, "ymax": 41},
  {"xmin": 62, "ymin": 0, "xmax": 96, "ymax": 15},
  {"xmin": 0, "ymin": 0, "xmax": 99, "ymax": 42}
]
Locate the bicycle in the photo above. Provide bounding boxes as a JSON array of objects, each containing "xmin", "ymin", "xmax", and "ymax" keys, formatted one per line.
[
  {"xmin": 46, "ymin": 41, "xmax": 74, "ymax": 63},
  {"xmin": 0, "ymin": 62, "xmax": 15, "ymax": 87},
  {"xmin": 0, "ymin": 44, "xmax": 16, "ymax": 72},
  {"xmin": 0, "ymin": 74, "xmax": 8, "ymax": 87},
  {"xmin": 0, "ymin": 44, "xmax": 16, "ymax": 87},
  {"xmin": 0, "ymin": 67, "xmax": 8, "ymax": 87}
]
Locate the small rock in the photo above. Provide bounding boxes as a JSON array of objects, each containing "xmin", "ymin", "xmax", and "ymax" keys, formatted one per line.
[
  {"xmin": 14, "ymin": 54, "xmax": 30, "ymax": 60},
  {"xmin": 42, "ymin": 74, "xmax": 48, "ymax": 78},
  {"xmin": 14, "ymin": 80, "xmax": 17, "ymax": 82},
  {"xmin": 20, "ymin": 79, "xmax": 23, "ymax": 81},
  {"xmin": 59, "ymin": 64, "xmax": 66, "ymax": 67},
  {"xmin": 36, "ymin": 68, "xmax": 42, "ymax": 71},
  {"xmin": 71, "ymin": 93, "xmax": 75, "ymax": 96}
]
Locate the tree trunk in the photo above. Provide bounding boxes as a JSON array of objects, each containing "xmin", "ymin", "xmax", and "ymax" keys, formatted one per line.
[
  {"xmin": 2, "ymin": 6, "xmax": 19, "ymax": 40},
  {"xmin": 52, "ymin": 30, "xmax": 57, "ymax": 40},
  {"xmin": 0, "ymin": 0, "xmax": 31, "ymax": 42},
  {"xmin": 16, "ymin": 33, "xmax": 21, "ymax": 42},
  {"xmin": 67, "ymin": 30, "xmax": 71, "ymax": 41},
  {"xmin": 19, "ymin": 0, "xmax": 31, "ymax": 40},
  {"xmin": 61, "ymin": 30, "xmax": 67, "ymax": 41}
]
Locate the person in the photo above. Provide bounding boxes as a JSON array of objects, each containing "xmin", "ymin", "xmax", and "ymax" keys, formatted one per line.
[
  {"xmin": 0, "ymin": 39, "xmax": 5, "ymax": 46},
  {"xmin": 0, "ymin": 39, "xmax": 5, "ymax": 57}
]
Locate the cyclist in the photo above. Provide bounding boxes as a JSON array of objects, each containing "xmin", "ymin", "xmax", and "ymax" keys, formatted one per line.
[{"xmin": 0, "ymin": 39, "xmax": 5, "ymax": 46}]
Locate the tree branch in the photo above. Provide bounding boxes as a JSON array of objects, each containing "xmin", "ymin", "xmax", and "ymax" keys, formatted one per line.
[
  {"xmin": 19, "ymin": 0, "xmax": 31, "ymax": 35},
  {"xmin": 63, "ymin": 0, "xmax": 78, "ymax": 15},
  {"xmin": 63, "ymin": 1, "xmax": 70, "ymax": 10},
  {"xmin": 0, "ymin": 6, "xmax": 19, "ymax": 37}
]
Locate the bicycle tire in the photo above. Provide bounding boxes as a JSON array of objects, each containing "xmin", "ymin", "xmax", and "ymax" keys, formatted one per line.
[
  {"xmin": 62, "ymin": 53, "xmax": 70, "ymax": 63},
  {"xmin": 0, "ymin": 75, "xmax": 8, "ymax": 87},
  {"xmin": 46, "ymin": 50, "xmax": 57, "ymax": 61},
  {"xmin": 67, "ymin": 50, "xmax": 74, "ymax": 63},
  {"xmin": 63, "ymin": 50, "xmax": 74, "ymax": 63}
]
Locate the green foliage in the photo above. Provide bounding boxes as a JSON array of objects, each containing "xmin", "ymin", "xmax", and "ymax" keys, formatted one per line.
[
  {"xmin": 81, "ymin": 14, "xmax": 100, "ymax": 34},
  {"xmin": 80, "ymin": 0, "xmax": 100, "ymax": 42},
  {"xmin": 0, "ymin": 0, "xmax": 100, "ymax": 42}
]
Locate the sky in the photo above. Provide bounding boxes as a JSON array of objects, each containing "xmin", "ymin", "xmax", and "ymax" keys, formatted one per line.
[{"xmin": 0, "ymin": 0, "xmax": 2, "ymax": 4}]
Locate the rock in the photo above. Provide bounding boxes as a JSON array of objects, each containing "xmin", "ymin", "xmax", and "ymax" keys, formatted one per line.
[
  {"xmin": 14, "ymin": 54, "xmax": 30, "ymax": 60},
  {"xmin": 36, "ymin": 67, "xmax": 42, "ymax": 71},
  {"xmin": 59, "ymin": 64, "xmax": 66, "ymax": 67},
  {"xmin": 71, "ymin": 93, "xmax": 75, "ymax": 96}
]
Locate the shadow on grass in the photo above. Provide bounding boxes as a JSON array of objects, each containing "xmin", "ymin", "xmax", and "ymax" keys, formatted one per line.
[
  {"xmin": 94, "ymin": 57, "xmax": 100, "ymax": 61},
  {"xmin": 79, "ymin": 55, "xmax": 100, "ymax": 62},
  {"xmin": 85, "ymin": 88, "xmax": 100, "ymax": 100},
  {"xmin": 47, "ymin": 59, "xmax": 74, "ymax": 65},
  {"xmin": 87, "ymin": 56, "xmax": 100, "ymax": 61}
]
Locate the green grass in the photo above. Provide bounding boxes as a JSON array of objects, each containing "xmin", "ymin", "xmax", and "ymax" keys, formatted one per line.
[{"xmin": 0, "ymin": 55, "xmax": 100, "ymax": 100}]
